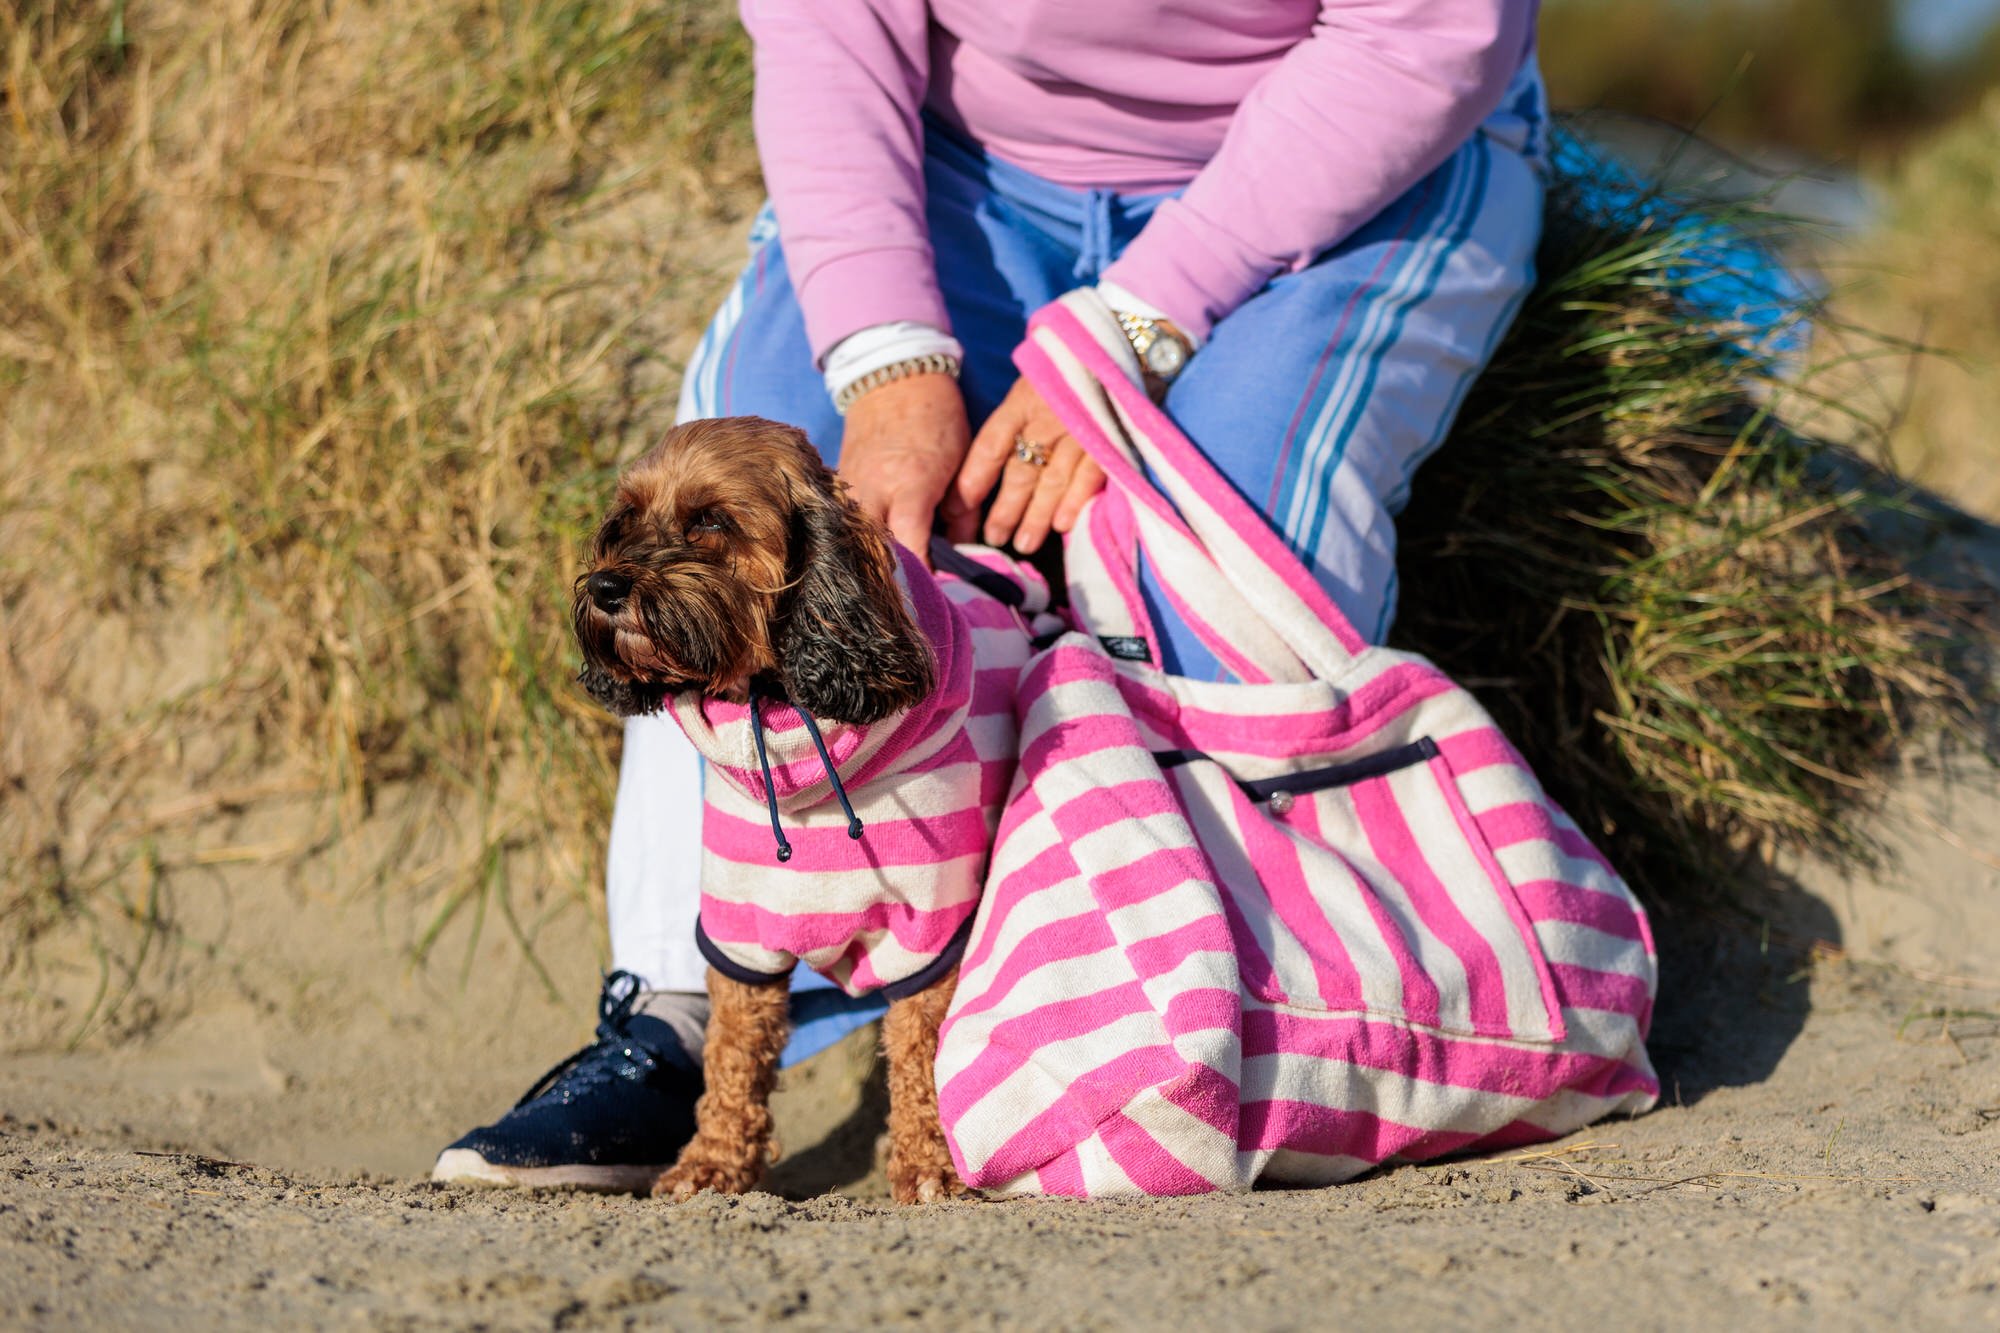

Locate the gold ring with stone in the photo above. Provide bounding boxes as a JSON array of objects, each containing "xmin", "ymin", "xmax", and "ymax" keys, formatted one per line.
[{"xmin": 1013, "ymin": 435, "xmax": 1049, "ymax": 467}]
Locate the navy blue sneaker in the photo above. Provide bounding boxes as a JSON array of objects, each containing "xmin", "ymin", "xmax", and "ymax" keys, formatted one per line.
[{"xmin": 432, "ymin": 970, "xmax": 702, "ymax": 1192}]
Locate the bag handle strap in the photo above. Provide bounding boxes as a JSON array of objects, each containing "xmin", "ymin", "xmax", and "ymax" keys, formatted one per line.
[{"xmin": 1016, "ymin": 291, "xmax": 1368, "ymax": 680}]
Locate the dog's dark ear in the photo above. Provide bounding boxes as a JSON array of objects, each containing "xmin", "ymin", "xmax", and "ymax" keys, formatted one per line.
[{"xmin": 775, "ymin": 478, "xmax": 936, "ymax": 725}]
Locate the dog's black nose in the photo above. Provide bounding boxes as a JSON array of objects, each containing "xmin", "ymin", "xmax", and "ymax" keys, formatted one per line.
[{"xmin": 587, "ymin": 570, "xmax": 632, "ymax": 610}]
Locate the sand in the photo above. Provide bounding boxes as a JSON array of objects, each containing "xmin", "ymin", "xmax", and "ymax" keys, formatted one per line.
[{"xmin": 4, "ymin": 820, "xmax": 2000, "ymax": 1330}]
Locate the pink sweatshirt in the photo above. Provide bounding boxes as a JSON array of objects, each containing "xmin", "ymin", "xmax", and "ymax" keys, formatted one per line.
[{"xmin": 741, "ymin": 0, "xmax": 1535, "ymax": 359}]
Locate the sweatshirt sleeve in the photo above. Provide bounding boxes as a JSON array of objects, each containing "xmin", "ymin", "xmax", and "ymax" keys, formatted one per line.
[
  {"xmin": 740, "ymin": 0, "xmax": 946, "ymax": 363},
  {"xmin": 1100, "ymin": 0, "xmax": 1532, "ymax": 341}
]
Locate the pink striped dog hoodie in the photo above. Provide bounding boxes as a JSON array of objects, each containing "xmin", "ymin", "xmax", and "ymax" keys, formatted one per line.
[{"xmin": 666, "ymin": 544, "xmax": 1047, "ymax": 999}]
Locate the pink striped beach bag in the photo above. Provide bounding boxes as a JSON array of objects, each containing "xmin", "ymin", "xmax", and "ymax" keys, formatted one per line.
[{"xmin": 934, "ymin": 291, "xmax": 1660, "ymax": 1197}]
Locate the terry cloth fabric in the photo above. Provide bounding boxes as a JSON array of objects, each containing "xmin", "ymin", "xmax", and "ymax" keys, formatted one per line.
[
  {"xmin": 669, "ymin": 544, "xmax": 1048, "ymax": 1000},
  {"xmin": 933, "ymin": 291, "xmax": 1658, "ymax": 1197}
]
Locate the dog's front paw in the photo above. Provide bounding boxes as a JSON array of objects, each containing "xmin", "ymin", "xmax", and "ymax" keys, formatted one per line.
[
  {"xmin": 887, "ymin": 1143, "xmax": 970, "ymax": 1205},
  {"xmin": 653, "ymin": 1148, "xmax": 762, "ymax": 1202}
]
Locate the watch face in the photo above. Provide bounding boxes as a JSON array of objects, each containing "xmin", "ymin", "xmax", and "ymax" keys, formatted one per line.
[{"xmin": 1145, "ymin": 334, "xmax": 1186, "ymax": 378}]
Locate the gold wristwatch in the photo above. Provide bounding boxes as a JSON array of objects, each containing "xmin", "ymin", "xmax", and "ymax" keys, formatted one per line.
[{"xmin": 1114, "ymin": 311, "xmax": 1193, "ymax": 397}]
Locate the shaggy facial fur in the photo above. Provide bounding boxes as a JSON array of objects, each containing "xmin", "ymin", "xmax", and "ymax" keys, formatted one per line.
[{"xmin": 573, "ymin": 416, "xmax": 936, "ymax": 723}]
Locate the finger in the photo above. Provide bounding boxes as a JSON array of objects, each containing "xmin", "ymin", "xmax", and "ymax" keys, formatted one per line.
[
  {"xmin": 952, "ymin": 394, "xmax": 1027, "ymax": 523},
  {"xmin": 1011, "ymin": 441, "xmax": 1080, "ymax": 555},
  {"xmin": 885, "ymin": 492, "xmax": 936, "ymax": 569},
  {"xmin": 981, "ymin": 450, "xmax": 1045, "ymax": 549},
  {"xmin": 1051, "ymin": 456, "xmax": 1106, "ymax": 534},
  {"xmin": 940, "ymin": 480, "xmax": 983, "ymax": 546}
]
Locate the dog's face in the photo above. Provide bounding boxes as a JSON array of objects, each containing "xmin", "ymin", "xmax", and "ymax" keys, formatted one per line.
[{"xmin": 572, "ymin": 416, "xmax": 936, "ymax": 725}]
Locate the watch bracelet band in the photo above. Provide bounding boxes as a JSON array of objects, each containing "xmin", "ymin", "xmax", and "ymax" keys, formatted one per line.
[
  {"xmin": 1113, "ymin": 309, "xmax": 1189, "ymax": 383},
  {"xmin": 1114, "ymin": 310, "xmax": 1157, "ymax": 356},
  {"xmin": 831, "ymin": 352, "xmax": 962, "ymax": 415}
]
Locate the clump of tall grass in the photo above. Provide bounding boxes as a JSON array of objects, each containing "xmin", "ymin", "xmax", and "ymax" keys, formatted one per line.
[
  {"xmin": 1394, "ymin": 133, "xmax": 1981, "ymax": 897},
  {"xmin": 1, "ymin": 0, "xmax": 758, "ymax": 1016}
]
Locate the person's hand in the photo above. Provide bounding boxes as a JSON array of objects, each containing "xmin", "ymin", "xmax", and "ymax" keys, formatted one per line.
[
  {"xmin": 944, "ymin": 377, "xmax": 1105, "ymax": 554},
  {"xmin": 838, "ymin": 371, "xmax": 971, "ymax": 563}
]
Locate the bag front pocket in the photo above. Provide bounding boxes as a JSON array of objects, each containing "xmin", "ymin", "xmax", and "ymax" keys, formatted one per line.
[{"xmin": 1162, "ymin": 740, "xmax": 1565, "ymax": 1044}]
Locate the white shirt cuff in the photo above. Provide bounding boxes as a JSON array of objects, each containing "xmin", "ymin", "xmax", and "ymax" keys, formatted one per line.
[{"xmin": 822, "ymin": 322, "xmax": 964, "ymax": 403}]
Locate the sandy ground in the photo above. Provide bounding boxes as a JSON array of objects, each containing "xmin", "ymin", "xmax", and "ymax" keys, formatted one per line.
[
  {"xmin": 4, "ymin": 865, "xmax": 1999, "ymax": 1330},
  {"xmin": 4, "ymin": 528, "xmax": 1997, "ymax": 1330}
]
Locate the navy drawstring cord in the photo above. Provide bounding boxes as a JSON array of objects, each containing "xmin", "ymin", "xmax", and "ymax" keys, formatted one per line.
[
  {"xmin": 749, "ymin": 690, "xmax": 793, "ymax": 863},
  {"xmin": 794, "ymin": 706, "xmax": 865, "ymax": 841},
  {"xmin": 748, "ymin": 685, "xmax": 866, "ymax": 863}
]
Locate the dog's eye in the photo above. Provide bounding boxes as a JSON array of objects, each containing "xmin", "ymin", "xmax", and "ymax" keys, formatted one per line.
[{"xmin": 686, "ymin": 508, "xmax": 728, "ymax": 537}]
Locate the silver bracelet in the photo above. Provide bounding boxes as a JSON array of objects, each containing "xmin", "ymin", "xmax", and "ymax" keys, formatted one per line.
[{"xmin": 832, "ymin": 352, "xmax": 962, "ymax": 415}]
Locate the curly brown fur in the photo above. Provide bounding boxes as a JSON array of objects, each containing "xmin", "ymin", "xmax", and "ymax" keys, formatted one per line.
[
  {"xmin": 882, "ymin": 968, "xmax": 967, "ymax": 1204},
  {"xmin": 573, "ymin": 416, "xmax": 935, "ymax": 723},
  {"xmin": 654, "ymin": 966, "xmax": 966, "ymax": 1205},
  {"xmin": 654, "ymin": 969, "xmax": 791, "ymax": 1201}
]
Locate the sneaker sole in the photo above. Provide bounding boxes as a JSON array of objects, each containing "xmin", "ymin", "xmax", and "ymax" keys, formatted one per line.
[{"xmin": 430, "ymin": 1149, "xmax": 664, "ymax": 1194}]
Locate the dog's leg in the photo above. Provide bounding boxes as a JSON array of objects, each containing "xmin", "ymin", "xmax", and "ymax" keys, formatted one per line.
[
  {"xmin": 883, "ymin": 967, "xmax": 967, "ymax": 1204},
  {"xmin": 654, "ymin": 968, "xmax": 790, "ymax": 1201}
]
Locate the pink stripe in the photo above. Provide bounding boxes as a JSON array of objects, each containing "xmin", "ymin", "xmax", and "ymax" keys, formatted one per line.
[
  {"xmin": 1123, "ymin": 917, "xmax": 1238, "ymax": 985},
  {"xmin": 1242, "ymin": 1009, "xmax": 1658, "ymax": 1104},
  {"xmin": 1549, "ymin": 962, "xmax": 1653, "ymax": 1021},
  {"xmin": 1352, "ymin": 775, "xmax": 1514, "ymax": 1037},
  {"xmin": 1464, "ymin": 1116, "xmax": 1564, "ymax": 1155},
  {"xmin": 1119, "ymin": 662, "xmax": 1454, "ymax": 760},
  {"xmin": 947, "ymin": 911, "xmax": 1116, "ymax": 1023},
  {"xmin": 943, "ymin": 1041, "xmax": 1190, "ymax": 1180},
  {"xmin": 1027, "ymin": 303, "xmax": 1367, "ymax": 655},
  {"xmin": 985, "ymin": 983, "xmax": 1151, "ymax": 1057},
  {"xmin": 703, "ymin": 803, "xmax": 990, "ymax": 868},
  {"xmin": 1099, "ymin": 1111, "xmax": 1223, "ymax": 1195},
  {"xmin": 1431, "ymin": 755, "xmax": 1565, "ymax": 1042},
  {"xmin": 700, "ymin": 895, "xmax": 975, "ymax": 958},
  {"xmin": 1091, "ymin": 845, "xmax": 1218, "ymax": 914},
  {"xmin": 1215, "ymin": 871, "xmax": 1282, "ymax": 1008},
  {"xmin": 889, "ymin": 730, "xmax": 978, "ymax": 774},
  {"xmin": 1242, "ymin": 1101, "xmax": 1490, "ymax": 1162},
  {"xmin": 1040, "ymin": 779, "xmax": 1190, "ymax": 845},
  {"xmin": 968, "ymin": 1040, "xmax": 1219, "ymax": 1185},
  {"xmin": 1510, "ymin": 879, "xmax": 1648, "ymax": 942},
  {"xmin": 1221, "ymin": 774, "xmax": 1365, "ymax": 1012},
  {"xmin": 970, "ymin": 665, "xmax": 1022, "ymax": 698},
  {"xmin": 961, "ymin": 846, "xmax": 1076, "ymax": 976},
  {"xmin": 1475, "ymin": 802, "xmax": 1617, "ymax": 878},
  {"xmin": 1434, "ymin": 728, "xmax": 1530, "ymax": 776},
  {"xmin": 1161, "ymin": 1063, "xmax": 1242, "ymax": 1139},
  {"xmin": 1085, "ymin": 490, "xmax": 1160, "ymax": 666},
  {"xmin": 1161, "ymin": 986, "xmax": 1240, "ymax": 1044},
  {"xmin": 1032, "ymin": 1147, "xmax": 1087, "ymax": 1198}
]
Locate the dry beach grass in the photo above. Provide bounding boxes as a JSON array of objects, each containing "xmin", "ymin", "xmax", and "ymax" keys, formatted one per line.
[{"xmin": 2, "ymin": 2, "xmax": 1999, "ymax": 1327}]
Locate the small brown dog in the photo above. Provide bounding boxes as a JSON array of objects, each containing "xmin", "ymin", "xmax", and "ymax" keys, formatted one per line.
[{"xmin": 573, "ymin": 416, "xmax": 976, "ymax": 1205}]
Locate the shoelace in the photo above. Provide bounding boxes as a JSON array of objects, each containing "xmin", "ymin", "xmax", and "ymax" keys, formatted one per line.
[
  {"xmin": 509, "ymin": 969, "xmax": 664, "ymax": 1108},
  {"xmin": 750, "ymin": 684, "xmax": 864, "ymax": 864}
]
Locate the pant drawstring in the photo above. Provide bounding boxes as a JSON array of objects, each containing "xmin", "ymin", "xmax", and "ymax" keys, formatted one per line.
[
  {"xmin": 748, "ymin": 685, "xmax": 866, "ymax": 863},
  {"xmin": 1072, "ymin": 187, "xmax": 1114, "ymax": 282}
]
